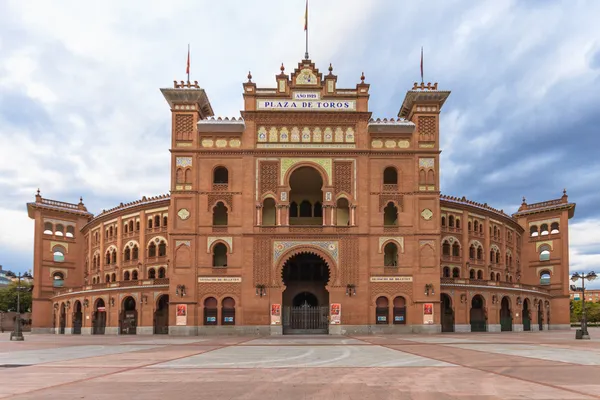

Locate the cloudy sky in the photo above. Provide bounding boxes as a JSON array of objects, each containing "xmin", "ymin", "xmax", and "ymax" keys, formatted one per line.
[{"xmin": 1, "ymin": 0, "xmax": 599, "ymax": 287}]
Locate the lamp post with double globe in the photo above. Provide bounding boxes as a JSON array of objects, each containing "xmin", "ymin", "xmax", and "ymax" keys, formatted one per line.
[
  {"xmin": 571, "ymin": 271, "xmax": 597, "ymax": 340},
  {"xmin": 10, "ymin": 272, "xmax": 33, "ymax": 341}
]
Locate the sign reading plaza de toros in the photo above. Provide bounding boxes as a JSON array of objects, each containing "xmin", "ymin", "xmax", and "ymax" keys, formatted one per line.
[{"xmin": 257, "ymin": 99, "xmax": 356, "ymax": 111}]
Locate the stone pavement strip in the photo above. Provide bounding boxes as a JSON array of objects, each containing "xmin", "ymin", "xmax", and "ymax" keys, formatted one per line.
[{"xmin": 0, "ymin": 329, "xmax": 599, "ymax": 399}]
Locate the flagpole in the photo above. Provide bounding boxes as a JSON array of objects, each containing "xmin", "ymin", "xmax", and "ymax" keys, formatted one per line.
[
  {"xmin": 420, "ymin": 46, "xmax": 424, "ymax": 84},
  {"xmin": 304, "ymin": 0, "xmax": 309, "ymax": 59},
  {"xmin": 187, "ymin": 44, "xmax": 191, "ymax": 83}
]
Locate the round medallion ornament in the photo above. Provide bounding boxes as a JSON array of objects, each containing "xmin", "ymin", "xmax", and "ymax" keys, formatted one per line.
[
  {"xmin": 421, "ymin": 208, "xmax": 433, "ymax": 221},
  {"xmin": 177, "ymin": 208, "xmax": 190, "ymax": 220}
]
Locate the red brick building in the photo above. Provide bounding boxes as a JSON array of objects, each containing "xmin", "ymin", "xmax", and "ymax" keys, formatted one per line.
[{"xmin": 27, "ymin": 59, "xmax": 575, "ymax": 335}]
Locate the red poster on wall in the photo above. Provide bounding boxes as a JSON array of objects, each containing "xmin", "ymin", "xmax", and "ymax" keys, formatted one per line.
[
  {"xmin": 176, "ymin": 304, "xmax": 187, "ymax": 326},
  {"xmin": 423, "ymin": 303, "xmax": 434, "ymax": 325},
  {"xmin": 271, "ymin": 304, "xmax": 281, "ymax": 325},
  {"xmin": 330, "ymin": 303, "xmax": 341, "ymax": 325}
]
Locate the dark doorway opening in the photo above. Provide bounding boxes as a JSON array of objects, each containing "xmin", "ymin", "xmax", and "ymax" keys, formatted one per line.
[
  {"xmin": 441, "ymin": 293, "xmax": 454, "ymax": 332},
  {"xmin": 59, "ymin": 303, "xmax": 66, "ymax": 334},
  {"xmin": 154, "ymin": 295, "xmax": 169, "ymax": 334},
  {"xmin": 538, "ymin": 302, "xmax": 544, "ymax": 331},
  {"xmin": 73, "ymin": 301, "xmax": 82, "ymax": 335},
  {"xmin": 500, "ymin": 297, "xmax": 512, "ymax": 331},
  {"xmin": 120, "ymin": 297, "xmax": 137, "ymax": 335},
  {"xmin": 282, "ymin": 253, "xmax": 330, "ymax": 334},
  {"xmin": 470, "ymin": 295, "xmax": 486, "ymax": 332},
  {"xmin": 92, "ymin": 299, "xmax": 106, "ymax": 335},
  {"xmin": 523, "ymin": 299, "xmax": 531, "ymax": 331}
]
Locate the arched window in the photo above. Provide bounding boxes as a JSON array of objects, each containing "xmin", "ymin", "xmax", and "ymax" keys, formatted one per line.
[
  {"xmin": 289, "ymin": 201, "xmax": 298, "ymax": 218},
  {"xmin": 495, "ymin": 251, "xmax": 500, "ymax": 264},
  {"xmin": 129, "ymin": 220, "xmax": 134, "ymax": 232},
  {"xmin": 469, "ymin": 245, "xmax": 475, "ymax": 259},
  {"xmin": 383, "ymin": 167, "xmax": 398, "ymax": 185},
  {"xmin": 66, "ymin": 226, "xmax": 75, "ymax": 238},
  {"xmin": 136, "ymin": 221, "xmax": 140, "ymax": 231},
  {"xmin": 148, "ymin": 218, "xmax": 153, "ymax": 229},
  {"xmin": 474, "ymin": 220, "xmax": 479, "ymax": 232},
  {"xmin": 496, "ymin": 273, "xmax": 500, "ymax": 282},
  {"xmin": 384, "ymin": 242, "xmax": 398, "ymax": 266},
  {"xmin": 477, "ymin": 246, "xmax": 483, "ymax": 260},
  {"xmin": 313, "ymin": 201, "xmax": 323, "ymax": 218},
  {"xmin": 469, "ymin": 269, "xmax": 475, "ymax": 279},
  {"xmin": 477, "ymin": 270, "xmax": 483, "ymax": 280},
  {"xmin": 55, "ymin": 224, "xmax": 64, "ymax": 236},
  {"xmin": 452, "ymin": 242, "xmax": 460, "ymax": 257},
  {"xmin": 383, "ymin": 202, "xmax": 398, "ymax": 226},
  {"xmin": 393, "ymin": 296, "xmax": 406, "ymax": 324},
  {"xmin": 479, "ymin": 223, "xmax": 483, "ymax": 233},
  {"xmin": 204, "ymin": 297, "xmax": 218, "ymax": 325},
  {"xmin": 158, "ymin": 267, "xmax": 166, "ymax": 279},
  {"xmin": 490, "ymin": 272, "xmax": 495, "ymax": 281},
  {"xmin": 441, "ymin": 216, "xmax": 446, "ymax": 227},
  {"xmin": 336, "ymin": 198, "xmax": 350, "ymax": 226},
  {"xmin": 442, "ymin": 267, "xmax": 450, "ymax": 277},
  {"xmin": 540, "ymin": 271, "xmax": 551, "ymax": 285},
  {"xmin": 105, "ymin": 274, "xmax": 110, "ymax": 283},
  {"xmin": 124, "ymin": 271, "xmax": 130, "ymax": 281},
  {"xmin": 442, "ymin": 241, "xmax": 451, "ymax": 256},
  {"xmin": 124, "ymin": 247, "xmax": 131, "ymax": 261},
  {"xmin": 540, "ymin": 224, "xmax": 549, "ymax": 236},
  {"xmin": 52, "ymin": 272, "xmax": 65, "ymax": 287},
  {"xmin": 299, "ymin": 200, "xmax": 312, "ymax": 217},
  {"xmin": 493, "ymin": 226, "xmax": 497, "ymax": 238},
  {"xmin": 212, "ymin": 202, "xmax": 228, "ymax": 225},
  {"xmin": 132, "ymin": 245, "xmax": 138, "ymax": 260},
  {"xmin": 492, "ymin": 249, "xmax": 496, "ymax": 262},
  {"xmin": 185, "ymin": 169, "xmax": 192, "ymax": 183},
  {"xmin": 148, "ymin": 242, "xmax": 157, "ymax": 257},
  {"xmin": 449, "ymin": 215, "xmax": 454, "ymax": 228},
  {"xmin": 539, "ymin": 246, "xmax": 550, "ymax": 261},
  {"xmin": 176, "ymin": 168, "xmax": 184, "ymax": 183},
  {"xmin": 213, "ymin": 167, "xmax": 229, "ymax": 184},
  {"xmin": 148, "ymin": 268, "xmax": 156, "ymax": 279},
  {"xmin": 111, "ymin": 249, "xmax": 117, "ymax": 264},
  {"xmin": 44, "ymin": 222, "xmax": 53, "ymax": 235},
  {"xmin": 155, "ymin": 215, "xmax": 161, "ymax": 228},
  {"xmin": 132, "ymin": 270, "xmax": 138, "ymax": 280},
  {"xmin": 222, "ymin": 297, "xmax": 236, "ymax": 325},
  {"xmin": 376, "ymin": 296, "xmax": 389, "ymax": 324},
  {"xmin": 262, "ymin": 198, "xmax": 276, "ymax": 225},
  {"xmin": 158, "ymin": 241, "xmax": 167, "ymax": 257},
  {"xmin": 124, "ymin": 223, "xmax": 128, "ymax": 233},
  {"xmin": 550, "ymin": 222, "xmax": 559, "ymax": 234},
  {"xmin": 452, "ymin": 267, "xmax": 460, "ymax": 278},
  {"xmin": 163, "ymin": 216, "xmax": 168, "ymax": 227},
  {"xmin": 530, "ymin": 225, "xmax": 538, "ymax": 237},
  {"xmin": 105, "ymin": 251, "xmax": 111, "ymax": 265},
  {"xmin": 53, "ymin": 247, "xmax": 66, "ymax": 262},
  {"xmin": 468, "ymin": 221, "xmax": 472, "ymax": 231},
  {"xmin": 456, "ymin": 219, "xmax": 461, "ymax": 229},
  {"xmin": 111, "ymin": 273, "xmax": 116, "ymax": 282},
  {"xmin": 212, "ymin": 243, "xmax": 228, "ymax": 267},
  {"xmin": 109, "ymin": 226, "xmax": 113, "ymax": 237}
]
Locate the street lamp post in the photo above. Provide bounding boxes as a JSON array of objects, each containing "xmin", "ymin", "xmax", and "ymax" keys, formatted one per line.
[
  {"xmin": 10, "ymin": 272, "xmax": 32, "ymax": 341},
  {"xmin": 571, "ymin": 271, "xmax": 597, "ymax": 340}
]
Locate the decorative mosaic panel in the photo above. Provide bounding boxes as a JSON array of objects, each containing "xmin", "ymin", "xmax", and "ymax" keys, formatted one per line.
[
  {"xmin": 273, "ymin": 241, "xmax": 339, "ymax": 264},
  {"xmin": 536, "ymin": 240, "xmax": 554, "ymax": 251},
  {"xmin": 260, "ymin": 161, "xmax": 279, "ymax": 195},
  {"xmin": 421, "ymin": 209, "xmax": 433, "ymax": 220},
  {"xmin": 258, "ymin": 126, "xmax": 355, "ymax": 145},
  {"xmin": 419, "ymin": 158, "xmax": 435, "ymax": 168},
  {"xmin": 341, "ymin": 238, "xmax": 358, "ymax": 287},
  {"xmin": 175, "ymin": 240, "xmax": 190, "ymax": 247},
  {"xmin": 207, "ymin": 193, "xmax": 233, "ymax": 211},
  {"xmin": 334, "ymin": 161, "xmax": 352, "ymax": 195},
  {"xmin": 280, "ymin": 158, "xmax": 332, "ymax": 185},
  {"xmin": 201, "ymin": 139, "xmax": 214, "ymax": 147},
  {"xmin": 229, "ymin": 139, "xmax": 241, "ymax": 148},
  {"xmin": 418, "ymin": 116, "xmax": 436, "ymax": 136},
  {"xmin": 378, "ymin": 237, "xmax": 404, "ymax": 253},
  {"xmin": 215, "ymin": 139, "xmax": 227, "ymax": 148},
  {"xmin": 175, "ymin": 114, "xmax": 194, "ymax": 141},
  {"xmin": 419, "ymin": 240, "xmax": 435, "ymax": 248},
  {"xmin": 177, "ymin": 208, "xmax": 190, "ymax": 220},
  {"xmin": 207, "ymin": 237, "xmax": 233, "ymax": 253},
  {"xmin": 176, "ymin": 157, "xmax": 192, "ymax": 168},
  {"xmin": 253, "ymin": 237, "xmax": 272, "ymax": 286},
  {"xmin": 370, "ymin": 282, "xmax": 413, "ymax": 300}
]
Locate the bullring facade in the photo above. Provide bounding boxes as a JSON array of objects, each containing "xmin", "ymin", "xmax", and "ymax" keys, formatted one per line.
[{"xmin": 27, "ymin": 58, "xmax": 575, "ymax": 335}]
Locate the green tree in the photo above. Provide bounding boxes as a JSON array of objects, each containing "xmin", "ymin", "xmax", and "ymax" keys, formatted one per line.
[{"xmin": 0, "ymin": 281, "xmax": 33, "ymax": 313}]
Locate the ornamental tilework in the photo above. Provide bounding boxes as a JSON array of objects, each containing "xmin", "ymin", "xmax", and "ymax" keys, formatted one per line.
[
  {"xmin": 176, "ymin": 157, "xmax": 192, "ymax": 168},
  {"xmin": 419, "ymin": 158, "xmax": 435, "ymax": 168},
  {"xmin": 273, "ymin": 241, "xmax": 339, "ymax": 264},
  {"xmin": 378, "ymin": 237, "xmax": 404, "ymax": 253},
  {"xmin": 280, "ymin": 158, "xmax": 332, "ymax": 185},
  {"xmin": 175, "ymin": 240, "xmax": 190, "ymax": 247},
  {"xmin": 420, "ymin": 240, "xmax": 435, "ymax": 248},
  {"xmin": 207, "ymin": 237, "xmax": 233, "ymax": 253}
]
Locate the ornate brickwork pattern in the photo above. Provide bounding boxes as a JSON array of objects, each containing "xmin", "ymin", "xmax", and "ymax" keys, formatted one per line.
[
  {"xmin": 197, "ymin": 282, "xmax": 242, "ymax": 298},
  {"xmin": 280, "ymin": 158, "xmax": 332, "ymax": 185},
  {"xmin": 379, "ymin": 194, "xmax": 403, "ymax": 211},
  {"xmin": 370, "ymin": 282, "xmax": 414, "ymax": 300},
  {"xmin": 253, "ymin": 237, "xmax": 272, "ymax": 286},
  {"xmin": 341, "ymin": 238, "xmax": 358, "ymax": 287},
  {"xmin": 260, "ymin": 161, "xmax": 279, "ymax": 196},
  {"xmin": 175, "ymin": 114, "xmax": 194, "ymax": 141},
  {"xmin": 378, "ymin": 237, "xmax": 405, "ymax": 253},
  {"xmin": 207, "ymin": 237, "xmax": 233, "ymax": 253},
  {"xmin": 418, "ymin": 116, "xmax": 436, "ymax": 137},
  {"xmin": 273, "ymin": 241, "xmax": 339, "ymax": 264},
  {"xmin": 334, "ymin": 161, "xmax": 352, "ymax": 195},
  {"xmin": 207, "ymin": 193, "xmax": 233, "ymax": 211}
]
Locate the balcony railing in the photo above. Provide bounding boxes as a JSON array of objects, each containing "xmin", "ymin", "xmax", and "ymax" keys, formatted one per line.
[
  {"xmin": 212, "ymin": 183, "xmax": 229, "ymax": 191},
  {"xmin": 382, "ymin": 184, "xmax": 398, "ymax": 192},
  {"xmin": 442, "ymin": 255, "xmax": 462, "ymax": 262},
  {"xmin": 54, "ymin": 278, "xmax": 170, "ymax": 296},
  {"xmin": 442, "ymin": 226, "xmax": 462, "ymax": 233}
]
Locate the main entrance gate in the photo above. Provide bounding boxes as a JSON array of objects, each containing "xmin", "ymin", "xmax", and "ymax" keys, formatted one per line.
[{"xmin": 283, "ymin": 305, "xmax": 329, "ymax": 334}]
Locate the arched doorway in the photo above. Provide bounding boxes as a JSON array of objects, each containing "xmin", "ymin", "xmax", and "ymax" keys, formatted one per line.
[
  {"xmin": 222, "ymin": 297, "xmax": 236, "ymax": 325},
  {"xmin": 282, "ymin": 252, "xmax": 330, "ymax": 334},
  {"xmin": 73, "ymin": 301, "xmax": 83, "ymax": 335},
  {"xmin": 120, "ymin": 296, "xmax": 137, "ymax": 335},
  {"xmin": 522, "ymin": 299, "xmax": 531, "ymax": 331},
  {"xmin": 288, "ymin": 167, "xmax": 323, "ymax": 226},
  {"xmin": 203, "ymin": 297, "xmax": 218, "ymax": 325},
  {"xmin": 92, "ymin": 299, "xmax": 106, "ymax": 335},
  {"xmin": 441, "ymin": 293, "xmax": 454, "ymax": 332},
  {"xmin": 393, "ymin": 296, "xmax": 407, "ymax": 325},
  {"xmin": 375, "ymin": 296, "xmax": 389, "ymax": 324},
  {"xmin": 470, "ymin": 295, "xmax": 486, "ymax": 332},
  {"xmin": 154, "ymin": 295, "xmax": 169, "ymax": 334},
  {"xmin": 500, "ymin": 297, "xmax": 512, "ymax": 331},
  {"xmin": 538, "ymin": 301, "xmax": 544, "ymax": 330},
  {"xmin": 59, "ymin": 303, "xmax": 66, "ymax": 334}
]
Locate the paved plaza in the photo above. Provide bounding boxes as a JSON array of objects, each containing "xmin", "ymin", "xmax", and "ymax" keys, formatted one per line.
[{"xmin": 1, "ymin": 329, "xmax": 600, "ymax": 399}]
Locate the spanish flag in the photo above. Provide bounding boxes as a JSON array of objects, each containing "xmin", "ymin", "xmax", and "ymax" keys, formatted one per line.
[
  {"xmin": 304, "ymin": 0, "xmax": 308, "ymax": 31},
  {"xmin": 186, "ymin": 44, "xmax": 190, "ymax": 76}
]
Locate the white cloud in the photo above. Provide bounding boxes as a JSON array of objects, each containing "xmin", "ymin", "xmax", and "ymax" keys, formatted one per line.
[{"xmin": 569, "ymin": 219, "xmax": 600, "ymax": 289}]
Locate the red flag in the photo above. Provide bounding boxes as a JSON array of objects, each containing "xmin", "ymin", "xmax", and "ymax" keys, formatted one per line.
[
  {"xmin": 420, "ymin": 47, "xmax": 423, "ymax": 83},
  {"xmin": 304, "ymin": 0, "xmax": 308, "ymax": 31},
  {"xmin": 186, "ymin": 44, "xmax": 190, "ymax": 75}
]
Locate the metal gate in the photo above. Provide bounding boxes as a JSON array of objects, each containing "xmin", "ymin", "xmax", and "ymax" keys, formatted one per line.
[{"xmin": 283, "ymin": 306, "xmax": 329, "ymax": 334}]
